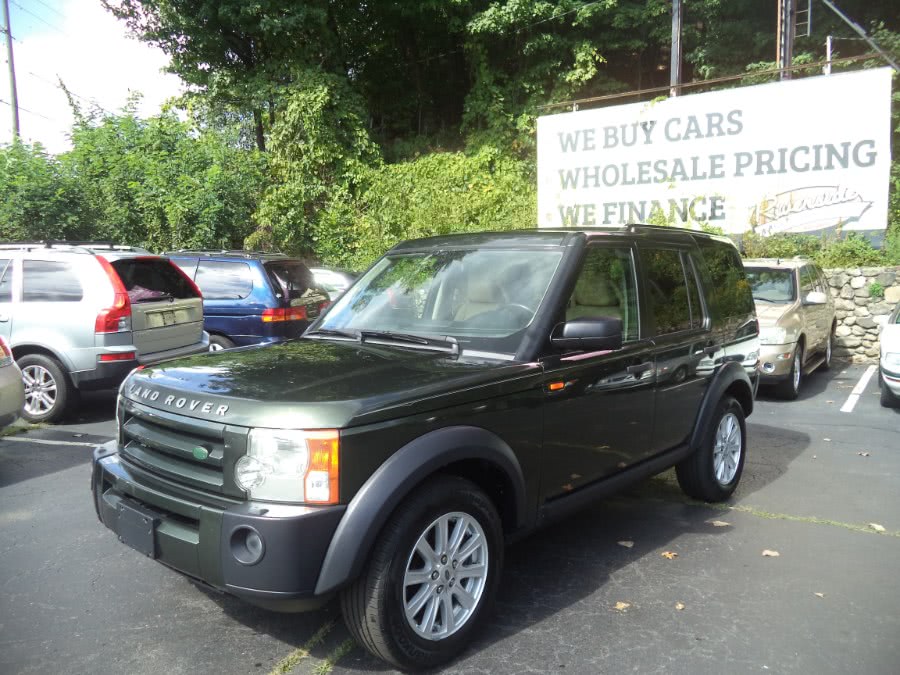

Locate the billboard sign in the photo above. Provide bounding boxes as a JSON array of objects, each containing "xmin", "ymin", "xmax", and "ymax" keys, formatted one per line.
[{"xmin": 537, "ymin": 68, "xmax": 893, "ymax": 236}]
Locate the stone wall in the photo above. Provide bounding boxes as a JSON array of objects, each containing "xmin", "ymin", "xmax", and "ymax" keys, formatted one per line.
[{"xmin": 826, "ymin": 266, "xmax": 900, "ymax": 361}]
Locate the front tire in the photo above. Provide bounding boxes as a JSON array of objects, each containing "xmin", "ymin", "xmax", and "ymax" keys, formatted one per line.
[
  {"xmin": 676, "ymin": 396, "xmax": 747, "ymax": 502},
  {"xmin": 775, "ymin": 344, "xmax": 803, "ymax": 400},
  {"xmin": 18, "ymin": 353, "xmax": 72, "ymax": 423},
  {"xmin": 340, "ymin": 476, "xmax": 503, "ymax": 670},
  {"xmin": 819, "ymin": 326, "xmax": 834, "ymax": 371}
]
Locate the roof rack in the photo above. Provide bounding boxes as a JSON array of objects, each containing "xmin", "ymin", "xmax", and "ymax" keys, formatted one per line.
[
  {"xmin": 0, "ymin": 240, "xmax": 149, "ymax": 254},
  {"xmin": 165, "ymin": 249, "xmax": 288, "ymax": 258}
]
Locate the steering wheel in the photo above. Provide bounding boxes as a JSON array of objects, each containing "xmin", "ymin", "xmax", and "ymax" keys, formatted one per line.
[{"xmin": 499, "ymin": 303, "xmax": 536, "ymax": 322}]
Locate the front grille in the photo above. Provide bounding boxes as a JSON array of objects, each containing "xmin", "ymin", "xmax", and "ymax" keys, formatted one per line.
[{"xmin": 120, "ymin": 398, "xmax": 245, "ymax": 497}]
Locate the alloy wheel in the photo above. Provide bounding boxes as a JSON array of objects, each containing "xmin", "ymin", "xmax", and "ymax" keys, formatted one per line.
[
  {"xmin": 22, "ymin": 364, "xmax": 57, "ymax": 416},
  {"xmin": 402, "ymin": 511, "xmax": 488, "ymax": 641},
  {"xmin": 713, "ymin": 412, "xmax": 742, "ymax": 485}
]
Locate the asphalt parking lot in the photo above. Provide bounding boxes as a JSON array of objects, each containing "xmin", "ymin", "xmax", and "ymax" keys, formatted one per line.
[{"xmin": 1, "ymin": 363, "xmax": 898, "ymax": 675}]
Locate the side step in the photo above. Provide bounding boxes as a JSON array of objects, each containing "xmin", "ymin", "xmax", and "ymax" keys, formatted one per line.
[{"xmin": 802, "ymin": 354, "xmax": 825, "ymax": 375}]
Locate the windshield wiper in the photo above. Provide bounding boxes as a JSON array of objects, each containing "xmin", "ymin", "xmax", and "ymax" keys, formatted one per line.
[
  {"xmin": 304, "ymin": 327, "xmax": 361, "ymax": 340},
  {"xmin": 359, "ymin": 330, "xmax": 459, "ymax": 355}
]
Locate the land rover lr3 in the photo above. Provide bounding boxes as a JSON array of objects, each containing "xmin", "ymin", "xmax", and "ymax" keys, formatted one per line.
[{"xmin": 92, "ymin": 227, "xmax": 759, "ymax": 670}]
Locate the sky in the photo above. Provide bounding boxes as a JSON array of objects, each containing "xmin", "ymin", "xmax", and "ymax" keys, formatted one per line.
[{"xmin": 1, "ymin": 0, "xmax": 184, "ymax": 154}]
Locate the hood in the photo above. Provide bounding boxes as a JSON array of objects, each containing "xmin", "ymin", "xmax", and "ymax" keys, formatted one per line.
[
  {"xmin": 754, "ymin": 301, "xmax": 793, "ymax": 326},
  {"xmin": 122, "ymin": 338, "xmax": 541, "ymax": 429}
]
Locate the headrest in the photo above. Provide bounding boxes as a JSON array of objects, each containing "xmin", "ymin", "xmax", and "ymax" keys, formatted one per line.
[
  {"xmin": 467, "ymin": 277, "xmax": 501, "ymax": 304},
  {"xmin": 574, "ymin": 274, "xmax": 619, "ymax": 306}
]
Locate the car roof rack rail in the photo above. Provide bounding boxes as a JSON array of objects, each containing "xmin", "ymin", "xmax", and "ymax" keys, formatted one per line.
[
  {"xmin": 0, "ymin": 240, "xmax": 149, "ymax": 254},
  {"xmin": 165, "ymin": 249, "xmax": 288, "ymax": 258}
]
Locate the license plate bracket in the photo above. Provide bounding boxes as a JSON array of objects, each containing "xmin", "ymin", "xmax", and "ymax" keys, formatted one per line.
[{"xmin": 116, "ymin": 499, "xmax": 159, "ymax": 558}]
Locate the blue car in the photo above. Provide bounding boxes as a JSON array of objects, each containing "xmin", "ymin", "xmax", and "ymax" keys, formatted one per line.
[{"xmin": 166, "ymin": 251, "xmax": 330, "ymax": 351}]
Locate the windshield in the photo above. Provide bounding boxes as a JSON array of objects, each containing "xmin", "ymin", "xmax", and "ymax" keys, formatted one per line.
[
  {"xmin": 314, "ymin": 248, "xmax": 563, "ymax": 356},
  {"xmin": 745, "ymin": 267, "xmax": 796, "ymax": 303}
]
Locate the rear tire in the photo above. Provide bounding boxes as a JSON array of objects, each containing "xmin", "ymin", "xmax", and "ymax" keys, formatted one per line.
[
  {"xmin": 775, "ymin": 345, "xmax": 803, "ymax": 400},
  {"xmin": 18, "ymin": 353, "xmax": 72, "ymax": 424},
  {"xmin": 340, "ymin": 475, "xmax": 503, "ymax": 671},
  {"xmin": 208, "ymin": 335, "xmax": 236, "ymax": 352},
  {"xmin": 676, "ymin": 396, "xmax": 746, "ymax": 502}
]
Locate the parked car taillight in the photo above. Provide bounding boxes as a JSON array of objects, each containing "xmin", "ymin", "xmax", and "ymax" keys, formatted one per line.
[
  {"xmin": 0, "ymin": 335, "xmax": 13, "ymax": 367},
  {"xmin": 261, "ymin": 307, "xmax": 308, "ymax": 322},
  {"xmin": 95, "ymin": 256, "xmax": 132, "ymax": 333}
]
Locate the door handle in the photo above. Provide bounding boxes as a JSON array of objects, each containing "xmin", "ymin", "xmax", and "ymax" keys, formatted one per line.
[{"xmin": 626, "ymin": 362, "xmax": 652, "ymax": 375}]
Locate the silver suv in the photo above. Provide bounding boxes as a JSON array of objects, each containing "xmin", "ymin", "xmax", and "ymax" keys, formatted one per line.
[{"xmin": 0, "ymin": 242, "xmax": 209, "ymax": 422}]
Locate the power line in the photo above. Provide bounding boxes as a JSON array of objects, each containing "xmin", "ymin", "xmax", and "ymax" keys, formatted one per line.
[
  {"xmin": 0, "ymin": 96, "xmax": 54, "ymax": 121},
  {"xmin": 31, "ymin": 0, "xmax": 64, "ymax": 20},
  {"xmin": 22, "ymin": 68, "xmax": 115, "ymax": 114},
  {"xmin": 9, "ymin": 0, "xmax": 70, "ymax": 38}
]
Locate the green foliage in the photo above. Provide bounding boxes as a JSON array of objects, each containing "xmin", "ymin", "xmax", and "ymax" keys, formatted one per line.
[
  {"xmin": 741, "ymin": 233, "xmax": 823, "ymax": 260},
  {"xmin": 741, "ymin": 232, "xmax": 900, "ymax": 268},
  {"xmin": 869, "ymin": 281, "xmax": 885, "ymax": 299},
  {"xmin": 0, "ymin": 142, "xmax": 91, "ymax": 241},
  {"xmin": 315, "ymin": 147, "xmax": 537, "ymax": 271}
]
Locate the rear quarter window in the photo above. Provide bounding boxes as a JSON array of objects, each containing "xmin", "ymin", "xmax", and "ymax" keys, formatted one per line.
[
  {"xmin": 265, "ymin": 261, "xmax": 315, "ymax": 301},
  {"xmin": 111, "ymin": 258, "xmax": 199, "ymax": 302},
  {"xmin": 695, "ymin": 239, "xmax": 754, "ymax": 320},
  {"xmin": 194, "ymin": 261, "xmax": 254, "ymax": 300},
  {"xmin": 23, "ymin": 260, "xmax": 83, "ymax": 302}
]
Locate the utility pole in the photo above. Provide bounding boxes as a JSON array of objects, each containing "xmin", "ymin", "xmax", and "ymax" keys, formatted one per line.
[
  {"xmin": 776, "ymin": 0, "xmax": 796, "ymax": 80},
  {"xmin": 670, "ymin": 0, "xmax": 683, "ymax": 97},
  {"xmin": 1, "ymin": 0, "xmax": 18, "ymax": 138},
  {"xmin": 824, "ymin": 34, "xmax": 833, "ymax": 75}
]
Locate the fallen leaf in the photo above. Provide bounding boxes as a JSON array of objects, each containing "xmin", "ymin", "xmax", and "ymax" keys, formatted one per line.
[
  {"xmin": 826, "ymin": 400, "xmax": 834, "ymax": 404},
  {"xmin": 869, "ymin": 523, "xmax": 885, "ymax": 533},
  {"xmin": 814, "ymin": 592, "xmax": 825, "ymax": 599},
  {"xmin": 675, "ymin": 602, "xmax": 685, "ymax": 611},
  {"xmin": 812, "ymin": 455, "xmax": 817, "ymax": 459},
  {"xmin": 762, "ymin": 549, "xmax": 780, "ymax": 557},
  {"xmin": 857, "ymin": 452, "xmax": 871, "ymax": 457},
  {"xmin": 823, "ymin": 438, "xmax": 832, "ymax": 442},
  {"xmin": 709, "ymin": 520, "xmax": 731, "ymax": 527},
  {"xmin": 617, "ymin": 540, "xmax": 634, "ymax": 548},
  {"xmin": 614, "ymin": 601, "xmax": 631, "ymax": 611},
  {"xmin": 661, "ymin": 551, "xmax": 678, "ymax": 560}
]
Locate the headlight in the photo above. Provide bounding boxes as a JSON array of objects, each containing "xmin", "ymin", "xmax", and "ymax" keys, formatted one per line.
[
  {"xmin": 235, "ymin": 428, "xmax": 339, "ymax": 504},
  {"xmin": 759, "ymin": 326, "xmax": 788, "ymax": 345},
  {"xmin": 883, "ymin": 352, "xmax": 900, "ymax": 370}
]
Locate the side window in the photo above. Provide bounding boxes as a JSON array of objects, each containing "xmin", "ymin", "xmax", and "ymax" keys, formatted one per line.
[
  {"xmin": 813, "ymin": 266, "xmax": 828, "ymax": 294},
  {"xmin": 194, "ymin": 262, "xmax": 254, "ymax": 300},
  {"xmin": 171, "ymin": 258, "xmax": 198, "ymax": 280},
  {"xmin": 567, "ymin": 246, "xmax": 639, "ymax": 342},
  {"xmin": 695, "ymin": 238, "xmax": 754, "ymax": 320},
  {"xmin": 22, "ymin": 260, "xmax": 83, "ymax": 302},
  {"xmin": 800, "ymin": 266, "xmax": 816, "ymax": 296},
  {"xmin": 0, "ymin": 259, "xmax": 11, "ymax": 302},
  {"xmin": 641, "ymin": 248, "xmax": 693, "ymax": 335}
]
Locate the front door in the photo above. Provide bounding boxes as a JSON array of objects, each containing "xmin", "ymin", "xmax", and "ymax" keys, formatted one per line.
[{"xmin": 540, "ymin": 244, "xmax": 655, "ymax": 500}]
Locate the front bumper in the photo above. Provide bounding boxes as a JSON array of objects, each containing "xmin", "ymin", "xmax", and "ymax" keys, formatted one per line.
[
  {"xmin": 757, "ymin": 343, "xmax": 797, "ymax": 382},
  {"xmin": 91, "ymin": 441, "xmax": 345, "ymax": 611},
  {"xmin": 881, "ymin": 366, "xmax": 900, "ymax": 397}
]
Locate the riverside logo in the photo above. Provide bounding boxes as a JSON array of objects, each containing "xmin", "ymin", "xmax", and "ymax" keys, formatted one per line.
[
  {"xmin": 751, "ymin": 185, "xmax": 872, "ymax": 236},
  {"xmin": 128, "ymin": 384, "xmax": 229, "ymax": 416}
]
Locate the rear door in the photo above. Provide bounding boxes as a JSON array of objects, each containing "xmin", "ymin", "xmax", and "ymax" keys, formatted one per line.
[
  {"xmin": 110, "ymin": 257, "xmax": 204, "ymax": 358},
  {"xmin": 193, "ymin": 260, "xmax": 261, "ymax": 340}
]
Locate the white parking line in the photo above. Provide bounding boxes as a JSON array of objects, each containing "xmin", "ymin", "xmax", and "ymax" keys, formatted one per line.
[
  {"xmin": 1, "ymin": 436, "xmax": 100, "ymax": 448},
  {"xmin": 840, "ymin": 365, "xmax": 877, "ymax": 413}
]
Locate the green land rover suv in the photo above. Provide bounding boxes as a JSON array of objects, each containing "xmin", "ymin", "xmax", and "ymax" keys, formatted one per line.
[{"xmin": 92, "ymin": 226, "xmax": 759, "ymax": 670}]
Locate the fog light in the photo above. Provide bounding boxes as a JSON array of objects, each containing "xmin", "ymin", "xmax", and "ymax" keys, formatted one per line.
[
  {"xmin": 762, "ymin": 362, "xmax": 775, "ymax": 374},
  {"xmin": 230, "ymin": 526, "xmax": 265, "ymax": 565}
]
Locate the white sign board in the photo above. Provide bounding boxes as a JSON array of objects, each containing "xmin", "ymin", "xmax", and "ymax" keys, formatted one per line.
[{"xmin": 537, "ymin": 68, "xmax": 893, "ymax": 236}]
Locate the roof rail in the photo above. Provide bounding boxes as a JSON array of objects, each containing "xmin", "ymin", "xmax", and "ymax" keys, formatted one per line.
[
  {"xmin": 165, "ymin": 249, "xmax": 288, "ymax": 258},
  {"xmin": 0, "ymin": 240, "xmax": 149, "ymax": 254}
]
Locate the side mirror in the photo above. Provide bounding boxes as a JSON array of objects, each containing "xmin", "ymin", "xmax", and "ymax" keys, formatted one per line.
[
  {"xmin": 804, "ymin": 290, "xmax": 828, "ymax": 305},
  {"xmin": 551, "ymin": 317, "xmax": 623, "ymax": 351}
]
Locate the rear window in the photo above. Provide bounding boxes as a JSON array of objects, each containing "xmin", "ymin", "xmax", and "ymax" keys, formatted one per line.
[
  {"xmin": 265, "ymin": 261, "xmax": 315, "ymax": 301},
  {"xmin": 23, "ymin": 260, "xmax": 83, "ymax": 302},
  {"xmin": 195, "ymin": 261, "xmax": 254, "ymax": 300},
  {"xmin": 110, "ymin": 258, "xmax": 200, "ymax": 303}
]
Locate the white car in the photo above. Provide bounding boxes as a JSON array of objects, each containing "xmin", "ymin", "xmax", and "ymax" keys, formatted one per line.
[
  {"xmin": 0, "ymin": 336, "xmax": 25, "ymax": 428},
  {"xmin": 880, "ymin": 301, "xmax": 900, "ymax": 408}
]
